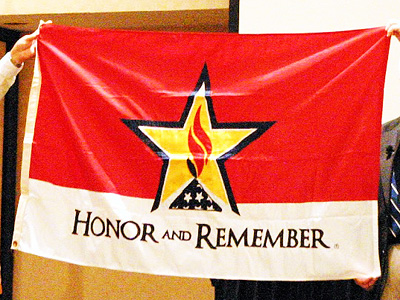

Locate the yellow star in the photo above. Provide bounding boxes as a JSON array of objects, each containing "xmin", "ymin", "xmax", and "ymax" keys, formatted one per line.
[
  {"xmin": 139, "ymin": 83, "xmax": 256, "ymax": 210},
  {"xmin": 122, "ymin": 64, "xmax": 275, "ymax": 214}
]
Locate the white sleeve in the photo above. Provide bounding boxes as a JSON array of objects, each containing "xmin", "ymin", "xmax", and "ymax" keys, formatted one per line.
[{"xmin": 0, "ymin": 52, "xmax": 23, "ymax": 99}]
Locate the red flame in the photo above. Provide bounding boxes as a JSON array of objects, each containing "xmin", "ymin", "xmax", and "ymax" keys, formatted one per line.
[{"xmin": 187, "ymin": 105, "xmax": 212, "ymax": 177}]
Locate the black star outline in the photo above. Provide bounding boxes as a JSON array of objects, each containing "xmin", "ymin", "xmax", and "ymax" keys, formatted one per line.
[{"xmin": 122, "ymin": 63, "xmax": 276, "ymax": 215}]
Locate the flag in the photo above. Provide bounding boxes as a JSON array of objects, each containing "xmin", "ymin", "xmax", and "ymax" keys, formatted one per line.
[{"xmin": 13, "ymin": 24, "xmax": 390, "ymax": 280}]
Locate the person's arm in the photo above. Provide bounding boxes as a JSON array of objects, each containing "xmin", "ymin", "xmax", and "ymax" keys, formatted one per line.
[
  {"xmin": 0, "ymin": 29, "xmax": 39, "ymax": 98},
  {"xmin": 0, "ymin": 52, "xmax": 23, "ymax": 99}
]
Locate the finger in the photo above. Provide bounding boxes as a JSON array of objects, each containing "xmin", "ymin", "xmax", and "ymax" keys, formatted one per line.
[
  {"xmin": 23, "ymin": 31, "xmax": 40, "ymax": 41},
  {"xmin": 387, "ymin": 25, "xmax": 400, "ymax": 37},
  {"xmin": 23, "ymin": 20, "xmax": 52, "ymax": 42},
  {"xmin": 39, "ymin": 20, "xmax": 52, "ymax": 29},
  {"xmin": 386, "ymin": 23, "xmax": 396, "ymax": 31},
  {"xmin": 386, "ymin": 19, "xmax": 399, "ymax": 29},
  {"xmin": 368, "ymin": 277, "xmax": 378, "ymax": 285},
  {"xmin": 354, "ymin": 277, "xmax": 375, "ymax": 290}
]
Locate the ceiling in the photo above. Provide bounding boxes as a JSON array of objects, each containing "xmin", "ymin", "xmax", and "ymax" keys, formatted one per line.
[{"xmin": 0, "ymin": 9, "xmax": 230, "ymax": 33}]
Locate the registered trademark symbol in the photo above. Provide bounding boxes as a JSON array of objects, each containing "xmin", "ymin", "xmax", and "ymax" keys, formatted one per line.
[{"xmin": 334, "ymin": 244, "xmax": 339, "ymax": 249}]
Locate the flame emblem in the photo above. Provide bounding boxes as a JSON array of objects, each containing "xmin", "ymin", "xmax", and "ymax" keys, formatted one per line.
[{"xmin": 187, "ymin": 105, "xmax": 212, "ymax": 178}]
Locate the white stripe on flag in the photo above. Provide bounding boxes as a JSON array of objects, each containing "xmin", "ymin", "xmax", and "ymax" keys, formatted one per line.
[{"xmin": 12, "ymin": 179, "xmax": 381, "ymax": 281}]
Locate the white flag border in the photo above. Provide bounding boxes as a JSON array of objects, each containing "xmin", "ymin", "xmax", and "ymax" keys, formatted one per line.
[
  {"xmin": 13, "ymin": 178, "xmax": 381, "ymax": 281},
  {"xmin": 12, "ymin": 46, "xmax": 42, "ymax": 248}
]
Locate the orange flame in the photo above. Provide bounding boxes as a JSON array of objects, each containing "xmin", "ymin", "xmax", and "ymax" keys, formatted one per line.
[{"xmin": 187, "ymin": 105, "xmax": 212, "ymax": 177}]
